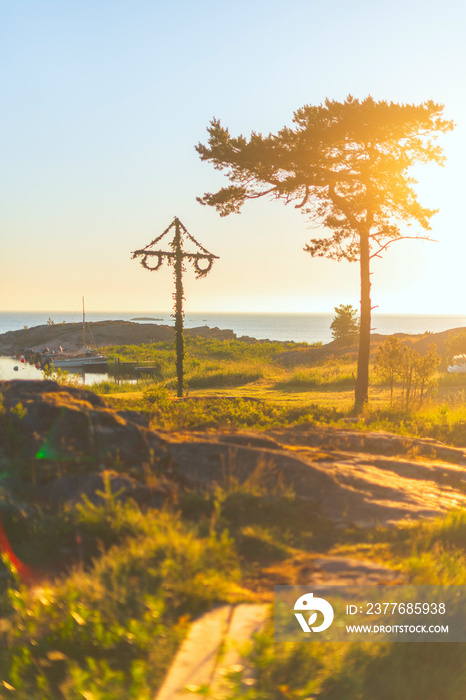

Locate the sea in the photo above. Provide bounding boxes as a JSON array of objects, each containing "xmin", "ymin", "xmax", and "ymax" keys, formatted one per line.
[{"xmin": 1, "ymin": 311, "xmax": 466, "ymax": 346}]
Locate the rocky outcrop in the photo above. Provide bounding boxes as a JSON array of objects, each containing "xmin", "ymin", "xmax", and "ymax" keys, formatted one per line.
[
  {"xmin": 0, "ymin": 380, "xmax": 170, "ymax": 511},
  {"xmin": 1, "ymin": 380, "xmax": 465, "ymax": 526},
  {"xmin": 274, "ymin": 328, "xmax": 466, "ymax": 366},
  {"xmin": 0, "ymin": 321, "xmax": 237, "ymax": 354}
]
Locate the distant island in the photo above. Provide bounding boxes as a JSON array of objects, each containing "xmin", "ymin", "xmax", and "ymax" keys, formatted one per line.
[{"xmin": 130, "ymin": 317, "xmax": 163, "ymax": 321}]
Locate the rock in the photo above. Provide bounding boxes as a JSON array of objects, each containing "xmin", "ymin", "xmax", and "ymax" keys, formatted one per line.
[
  {"xmin": 37, "ymin": 471, "xmax": 167, "ymax": 509},
  {"xmin": 1, "ymin": 381, "xmax": 465, "ymax": 528},
  {"xmin": 155, "ymin": 604, "xmax": 268, "ymax": 700},
  {"xmin": 0, "ymin": 380, "xmax": 166, "ymax": 471},
  {"xmin": 186, "ymin": 326, "xmax": 236, "ymax": 340},
  {"xmin": 0, "ymin": 321, "xmax": 237, "ymax": 354},
  {"xmin": 310, "ymin": 556, "xmax": 403, "ymax": 585}
]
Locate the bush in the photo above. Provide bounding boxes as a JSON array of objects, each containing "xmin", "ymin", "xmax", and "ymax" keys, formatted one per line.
[
  {"xmin": 0, "ymin": 506, "xmax": 241, "ymax": 698},
  {"xmin": 375, "ymin": 337, "xmax": 440, "ymax": 408}
]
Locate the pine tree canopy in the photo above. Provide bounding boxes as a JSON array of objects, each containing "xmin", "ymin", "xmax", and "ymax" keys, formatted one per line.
[{"xmin": 196, "ymin": 95, "xmax": 454, "ymax": 261}]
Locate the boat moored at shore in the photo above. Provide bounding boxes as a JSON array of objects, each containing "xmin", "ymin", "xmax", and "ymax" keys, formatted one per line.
[
  {"xmin": 40, "ymin": 349, "xmax": 108, "ymax": 372},
  {"xmin": 447, "ymin": 354, "xmax": 466, "ymax": 373}
]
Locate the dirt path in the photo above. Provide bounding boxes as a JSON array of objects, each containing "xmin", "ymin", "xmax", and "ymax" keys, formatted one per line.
[{"xmin": 154, "ymin": 556, "xmax": 403, "ymax": 699}]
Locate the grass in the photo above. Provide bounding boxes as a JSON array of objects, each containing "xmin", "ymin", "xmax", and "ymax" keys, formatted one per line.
[
  {"xmin": 358, "ymin": 402, "xmax": 466, "ymax": 446},
  {"xmin": 227, "ymin": 510, "xmax": 466, "ymax": 700},
  {"xmin": 3, "ymin": 335, "xmax": 466, "ymax": 696},
  {"xmin": 2, "ymin": 441, "xmax": 466, "ymax": 697},
  {"xmin": 274, "ymin": 361, "xmax": 356, "ymax": 390},
  {"xmin": 88, "ymin": 336, "xmax": 466, "ymax": 446},
  {"xmin": 0, "ymin": 504, "xmax": 244, "ymax": 698},
  {"xmin": 232, "ymin": 633, "xmax": 466, "ymax": 700},
  {"xmin": 185, "ymin": 368, "xmax": 264, "ymax": 388},
  {"xmin": 108, "ymin": 387, "xmax": 344, "ymax": 431}
]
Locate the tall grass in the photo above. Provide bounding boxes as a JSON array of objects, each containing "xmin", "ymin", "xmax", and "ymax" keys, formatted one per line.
[
  {"xmin": 0, "ymin": 505, "xmax": 242, "ymax": 698},
  {"xmin": 229, "ymin": 510, "xmax": 466, "ymax": 700},
  {"xmin": 275, "ymin": 363, "xmax": 356, "ymax": 390},
  {"xmin": 232, "ymin": 632, "xmax": 466, "ymax": 700},
  {"xmin": 360, "ymin": 402, "xmax": 466, "ymax": 446}
]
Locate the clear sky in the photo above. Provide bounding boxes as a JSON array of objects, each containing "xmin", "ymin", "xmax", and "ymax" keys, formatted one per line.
[{"xmin": 1, "ymin": 0, "xmax": 465, "ymax": 314}]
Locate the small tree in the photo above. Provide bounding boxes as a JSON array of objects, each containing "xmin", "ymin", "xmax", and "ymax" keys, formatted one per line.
[
  {"xmin": 330, "ymin": 304, "xmax": 359, "ymax": 343},
  {"xmin": 375, "ymin": 336, "xmax": 404, "ymax": 404},
  {"xmin": 375, "ymin": 337, "xmax": 439, "ymax": 408},
  {"xmin": 410, "ymin": 344, "xmax": 440, "ymax": 407}
]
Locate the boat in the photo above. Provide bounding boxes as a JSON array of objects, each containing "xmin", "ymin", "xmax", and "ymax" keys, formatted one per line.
[
  {"xmin": 41, "ymin": 349, "xmax": 108, "ymax": 372},
  {"xmin": 41, "ymin": 298, "xmax": 108, "ymax": 373},
  {"xmin": 447, "ymin": 354, "xmax": 466, "ymax": 374}
]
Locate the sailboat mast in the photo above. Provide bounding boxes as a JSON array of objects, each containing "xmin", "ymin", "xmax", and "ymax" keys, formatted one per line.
[{"xmin": 82, "ymin": 297, "xmax": 85, "ymax": 350}]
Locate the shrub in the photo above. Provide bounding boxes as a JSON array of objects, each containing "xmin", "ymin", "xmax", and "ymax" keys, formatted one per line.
[{"xmin": 0, "ymin": 507, "xmax": 241, "ymax": 697}]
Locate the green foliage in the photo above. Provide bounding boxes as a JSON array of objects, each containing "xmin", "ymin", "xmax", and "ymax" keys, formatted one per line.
[
  {"xmin": 104, "ymin": 337, "xmax": 303, "ymax": 366},
  {"xmin": 9, "ymin": 402, "xmax": 27, "ymax": 420},
  {"xmin": 330, "ymin": 304, "xmax": 359, "ymax": 342},
  {"xmin": 374, "ymin": 336, "xmax": 405, "ymax": 403},
  {"xmin": 42, "ymin": 364, "xmax": 79, "ymax": 386},
  {"xmin": 197, "ymin": 97, "xmax": 453, "ymax": 239},
  {"xmin": 184, "ymin": 367, "xmax": 263, "ymax": 389},
  {"xmin": 131, "ymin": 218, "xmax": 218, "ymax": 399},
  {"xmin": 230, "ymin": 510, "xmax": 466, "ymax": 700},
  {"xmin": 375, "ymin": 338, "xmax": 440, "ymax": 408},
  {"xmin": 275, "ymin": 363, "xmax": 355, "ymax": 390},
  {"xmin": 116, "ymin": 392, "xmax": 342, "ymax": 432},
  {"xmin": 2, "ymin": 402, "xmax": 28, "ymax": 460},
  {"xmin": 0, "ymin": 506, "xmax": 241, "ymax": 698},
  {"xmin": 150, "ymin": 396, "xmax": 288, "ymax": 431},
  {"xmin": 100, "ymin": 337, "xmax": 308, "ymax": 393},
  {"xmin": 360, "ymin": 403, "xmax": 466, "ymax": 447},
  {"xmin": 231, "ymin": 628, "xmax": 466, "ymax": 699}
]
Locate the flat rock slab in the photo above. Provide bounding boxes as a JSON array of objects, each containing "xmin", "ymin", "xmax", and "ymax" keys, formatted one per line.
[
  {"xmin": 155, "ymin": 604, "xmax": 268, "ymax": 700},
  {"xmin": 210, "ymin": 604, "xmax": 269, "ymax": 698},
  {"xmin": 164, "ymin": 431, "xmax": 466, "ymax": 527},
  {"xmin": 310, "ymin": 556, "xmax": 403, "ymax": 585},
  {"xmin": 2, "ymin": 381, "xmax": 466, "ymax": 527},
  {"xmin": 155, "ymin": 606, "xmax": 232, "ymax": 700}
]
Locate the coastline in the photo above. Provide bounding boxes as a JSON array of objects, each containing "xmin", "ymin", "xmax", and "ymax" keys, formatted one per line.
[{"xmin": 0, "ymin": 311, "xmax": 465, "ymax": 345}]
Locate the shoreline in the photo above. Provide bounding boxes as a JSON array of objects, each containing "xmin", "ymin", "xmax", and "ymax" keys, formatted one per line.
[
  {"xmin": 0, "ymin": 320, "xmax": 464, "ymax": 370},
  {"xmin": 1, "ymin": 311, "xmax": 465, "ymax": 346}
]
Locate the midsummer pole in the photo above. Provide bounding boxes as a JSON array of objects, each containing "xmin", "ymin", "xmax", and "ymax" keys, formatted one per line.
[
  {"xmin": 131, "ymin": 216, "xmax": 218, "ymax": 398},
  {"xmin": 173, "ymin": 218, "xmax": 184, "ymax": 397}
]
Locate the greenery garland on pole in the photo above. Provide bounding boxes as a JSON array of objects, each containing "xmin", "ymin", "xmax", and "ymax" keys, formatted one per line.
[{"xmin": 131, "ymin": 217, "xmax": 218, "ymax": 397}]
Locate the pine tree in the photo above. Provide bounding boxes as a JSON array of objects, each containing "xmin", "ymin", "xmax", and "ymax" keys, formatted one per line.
[
  {"xmin": 330, "ymin": 304, "xmax": 359, "ymax": 343},
  {"xmin": 196, "ymin": 96, "xmax": 453, "ymax": 411}
]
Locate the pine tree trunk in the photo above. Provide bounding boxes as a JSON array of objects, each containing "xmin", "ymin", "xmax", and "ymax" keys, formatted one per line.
[{"xmin": 354, "ymin": 229, "xmax": 371, "ymax": 412}]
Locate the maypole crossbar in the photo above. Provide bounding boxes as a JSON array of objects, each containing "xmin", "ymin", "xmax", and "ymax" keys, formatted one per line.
[{"xmin": 131, "ymin": 217, "xmax": 218, "ymax": 397}]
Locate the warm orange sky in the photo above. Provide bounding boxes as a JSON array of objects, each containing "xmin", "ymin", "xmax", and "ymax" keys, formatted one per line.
[{"xmin": 1, "ymin": 1, "xmax": 464, "ymax": 314}]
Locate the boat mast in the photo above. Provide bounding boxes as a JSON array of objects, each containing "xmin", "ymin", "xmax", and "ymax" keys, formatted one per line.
[{"xmin": 82, "ymin": 296, "xmax": 85, "ymax": 350}]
